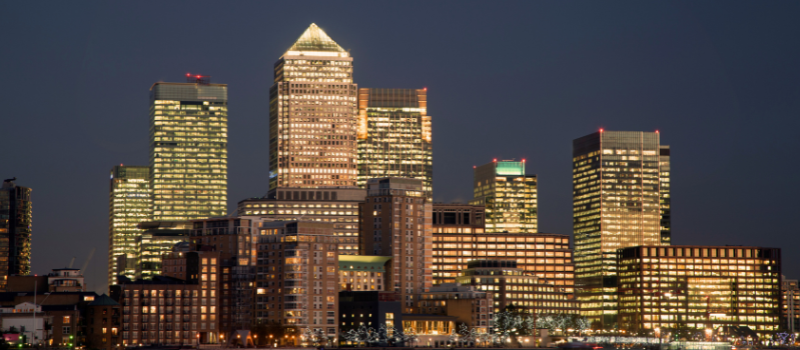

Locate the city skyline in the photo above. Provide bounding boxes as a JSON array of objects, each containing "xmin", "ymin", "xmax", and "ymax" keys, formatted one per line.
[{"xmin": 2, "ymin": 2, "xmax": 800, "ymax": 292}]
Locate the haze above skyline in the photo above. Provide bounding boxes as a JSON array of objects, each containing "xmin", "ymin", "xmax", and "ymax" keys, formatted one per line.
[{"xmin": 2, "ymin": 1, "xmax": 799, "ymax": 292}]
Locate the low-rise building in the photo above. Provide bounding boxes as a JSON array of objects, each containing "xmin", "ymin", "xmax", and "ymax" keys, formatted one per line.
[
  {"xmin": 86, "ymin": 294, "xmax": 122, "ymax": 350},
  {"xmin": 456, "ymin": 260, "xmax": 579, "ymax": 315},
  {"xmin": 339, "ymin": 291, "xmax": 402, "ymax": 346},
  {"xmin": 0, "ymin": 291, "xmax": 95, "ymax": 347},
  {"xmin": 338, "ymin": 255, "xmax": 390, "ymax": 291},
  {"xmin": 417, "ymin": 283, "xmax": 492, "ymax": 332},
  {"xmin": 617, "ymin": 245, "xmax": 782, "ymax": 338},
  {"xmin": 782, "ymin": 277, "xmax": 799, "ymax": 333},
  {"xmin": 7, "ymin": 268, "xmax": 86, "ymax": 293},
  {"xmin": 432, "ymin": 233, "xmax": 574, "ymax": 292},
  {"xmin": 113, "ymin": 247, "xmax": 221, "ymax": 347}
]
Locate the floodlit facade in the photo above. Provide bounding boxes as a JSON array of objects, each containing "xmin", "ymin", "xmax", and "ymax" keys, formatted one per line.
[
  {"xmin": 432, "ymin": 233, "xmax": 574, "ymax": 292},
  {"xmin": 357, "ymin": 88, "xmax": 432, "ymax": 196},
  {"xmin": 617, "ymin": 245, "xmax": 781, "ymax": 338},
  {"xmin": 109, "ymin": 165, "xmax": 152, "ymax": 284},
  {"xmin": 269, "ymin": 23, "xmax": 358, "ymax": 191},
  {"xmin": 149, "ymin": 81, "xmax": 228, "ymax": 221},
  {"xmin": 455, "ymin": 260, "xmax": 579, "ymax": 316},
  {"xmin": 0, "ymin": 178, "xmax": 32, "ymax": 290},
  {"xmin": 572, "ymin": 130, "xmax": 668, "ymax": 328},
  {"xmin": 238, "ymin": 188, "xmax": 366, "ymax": 255},
  {"xmin": 470, "ymin": 160, "xmax": 537, "ymax": 233},
  {"xmin": 359, "ymin": 178, "xmax": 433, "ymax": 313}
]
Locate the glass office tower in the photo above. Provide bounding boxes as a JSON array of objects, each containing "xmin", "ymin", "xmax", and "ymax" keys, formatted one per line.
[
  {"xmin": 268, "ymin": 23, "xmax": 358, "ymax": 192},
  {"xmin": 0, "ymin": 178, "xmax": 32, "ymax": 290},
  {"xmin": 357, "ymin": 88, "xmax": 432, "ymax": 196},
  {"xmin": 108, "ymin": 165, "xmax": 152, "ymax": 285},
  {"xmin": 149, "ymin": 80, "xmax": 228, "ymax": 221},
  {"xmin": 470, "ymin": 160, "xmax": 537, "ymax": 233},
  {"xmin": 572, "ymin": 130, "xmax": 668, "ymax": 328}
]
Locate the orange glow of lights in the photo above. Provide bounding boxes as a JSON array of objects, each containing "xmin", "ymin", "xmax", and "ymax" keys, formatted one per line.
[
  {"xmin": 599, "ymin": 128, "xmax": 604, "ymax": 132},
  {"xmin": 423, "ymin": 87, "xmax": 427, "ymax": 91}
]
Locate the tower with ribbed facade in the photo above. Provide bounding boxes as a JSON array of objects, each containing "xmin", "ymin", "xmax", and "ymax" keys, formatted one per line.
[
  {"xmin": 149, "ymin": 78, "xmax": 228, "ymax": 221},
  {"xmin": 268, "ymin": 23, "xmax": 358, "ymax": 194},
  {"xmin": 572, "ymin": 130, "xmax": 668, "ymax": 329},
  {"xmin": 357, "ymin": 88, "xmax": 433, "ymax": 197}
]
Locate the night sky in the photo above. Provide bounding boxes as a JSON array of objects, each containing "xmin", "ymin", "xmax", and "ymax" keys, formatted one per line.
[{"xmin": 2, "ymin": 1, "xmax": 799, "ymax": 292}]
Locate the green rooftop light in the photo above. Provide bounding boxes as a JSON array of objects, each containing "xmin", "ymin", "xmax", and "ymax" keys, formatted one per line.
[{"xmin": 495, "ymin": 161, "xmax": 525, "ymax": 176}]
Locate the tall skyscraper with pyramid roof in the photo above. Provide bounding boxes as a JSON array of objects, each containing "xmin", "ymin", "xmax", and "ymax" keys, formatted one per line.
[{"xmin": 268, "ymin": 23, "xmax": 358, "ymax": 193}]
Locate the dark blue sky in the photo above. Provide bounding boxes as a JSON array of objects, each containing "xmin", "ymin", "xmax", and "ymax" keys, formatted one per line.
[{"xmin": 2, "ymin": 1, "xmax": 799, "ymax": 292}]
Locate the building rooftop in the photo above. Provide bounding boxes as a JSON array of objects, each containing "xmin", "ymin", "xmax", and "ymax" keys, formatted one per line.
[
  {"xmin": 88, "ymin": 294, "xmax": 119, "ymax": 306},
  {"xmin": 287, "ymin": 23, "xmax": 345, "ymax": 53}
]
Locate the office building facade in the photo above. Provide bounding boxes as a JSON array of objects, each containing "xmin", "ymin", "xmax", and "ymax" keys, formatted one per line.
[
  {"xmin": 432, "ymin": 203, "xmax": 485, "ymax": 234},
  {"xmin": 455, "ymin": 260, "xmax": 579, "ymax": 316},
  {"xmin": 269, "ymin": 23, "xmax": 358, "ymax": 191},
  {"xmin": 109, "ymin": 165, "xmax": 152, "ymax": 284},
  {"xmin": 357, "ymin": 88, "xmax": 432, "ymax": 196},
  {"xmin": 617, "ymin": 245, "xmax": 781, "ymax": 338},
  {"xmin": 238, "ymin": 188, "xmax": 366, "ymax": 255},
  {"xmin": 359, "ymin": 178, "xmax": 433, "ymax": 312},
  {"xmin": 149, "ymin": 80, "xmax": 228, "ymax": 221},
  {"xmin": 0, "ymin": 178, "xmax": 32, "ymax": 290},
  {"xmin": 471, "ymin": 160, "xmax": 537, "ymax": 233},
  {"xmin": 432, "ymin": 233, "xmax": 574, "ymax": 292},
  {"xmin": 572, "ymin": 130, "xmax": 668, "ymax": 327}
]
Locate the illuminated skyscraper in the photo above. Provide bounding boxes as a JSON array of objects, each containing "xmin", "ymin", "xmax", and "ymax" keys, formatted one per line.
[
  {"xmin": 108, "ymin": 165, "xmax": 152, "ymax": 285},
  {"xmin": 357, "ymin": 88, "xmax": 432, "ymax": 195},
  {"xmin": 572, "ymin": 130, "xmax": 668, "ymax": 328},
  {"xmin": 149, "ymin": 77, "xmax": 228, "ymax": 221},
  {"xmin": 470, "ymin": 160, "xmax": 537, "ymax": 233},
  {"xmin": 268, "ymin": 23, "xmax": 358, "ymax": 192},
  {"xmin": 0, "ymin": 178, "xmax": 32, "ymax": 290}
]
